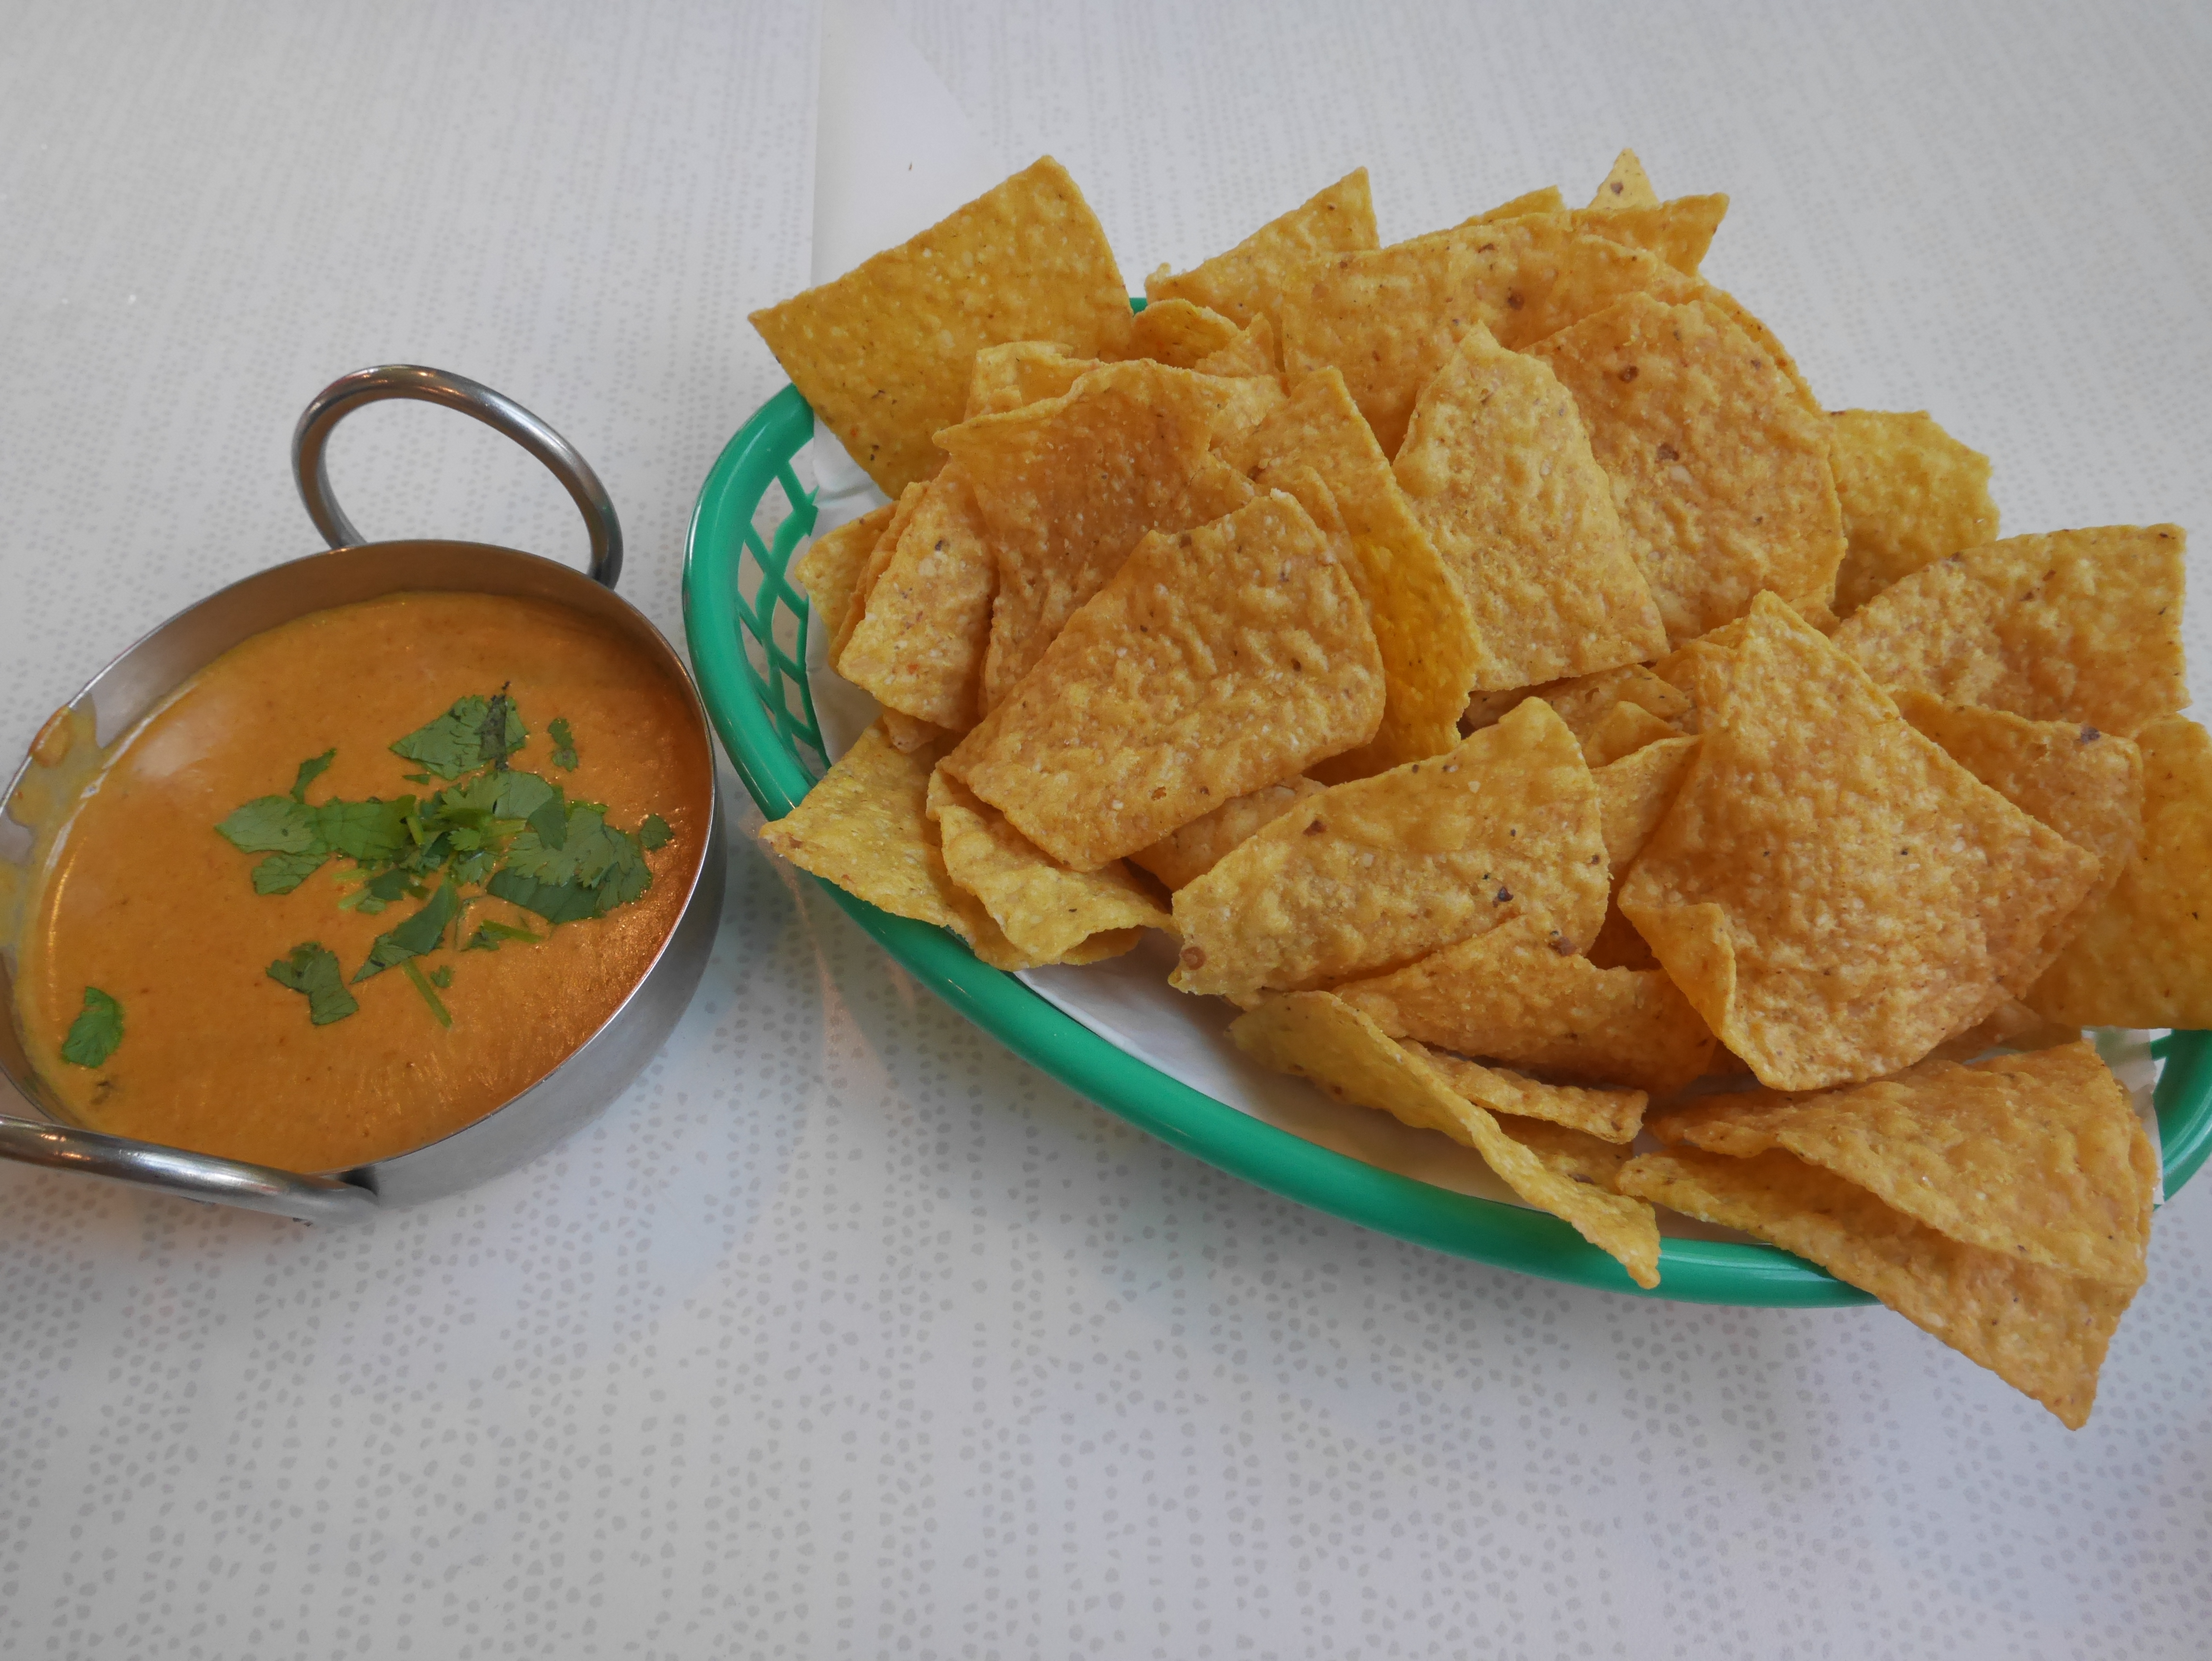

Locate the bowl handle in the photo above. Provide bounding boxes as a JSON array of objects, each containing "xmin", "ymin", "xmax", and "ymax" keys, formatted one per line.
[
  {"xmin": 0, "ymin": 1113, "xmax": 378, "ymax": 1224},
  {"xmin": 291, "ymin": 364, "xmax": 623, "ymax": 588}
]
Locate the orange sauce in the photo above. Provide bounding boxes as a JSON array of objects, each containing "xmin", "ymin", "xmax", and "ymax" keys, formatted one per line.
[{"xmin": 13, "ymin": 591, "xmax": 711, "ymax": 1173}]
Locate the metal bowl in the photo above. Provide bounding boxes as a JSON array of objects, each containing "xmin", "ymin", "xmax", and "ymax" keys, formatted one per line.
[{"xmin": 0, "ymin": 366, "xmax": 724, "ymax": 1223}]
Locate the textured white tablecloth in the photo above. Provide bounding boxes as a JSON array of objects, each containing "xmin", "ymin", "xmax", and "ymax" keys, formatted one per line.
[{"xmin": 4, "ymin": 3, "xmax": 2211, "ymax": 1655}]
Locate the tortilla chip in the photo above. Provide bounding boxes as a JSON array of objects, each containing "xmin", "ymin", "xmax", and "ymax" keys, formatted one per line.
[
  {"xmin": 926, "ymin": 768, "xmax": 1169, "ymax": 965},
  {"xmin": 2030, "ymin": 714, "xmax": 2212, "ymax": 1026},
  {"xmin": 836, "ymin": 466, "xmax": 998, "ymax": 733},
  {"xmin": 1112, "ymin": 298, "xmax": 1245, "ymax": 368},
  {"xmin": 1829, "ymin": 410, "xmax": 2000, "ymax": 617},
  {"xmin": 1831, "ymin": 526, "xmax": 2189, "ymax": 738},
  {"xmin": 1172, "ymin": 699, "xmax": 1607, "ymax": 998},
  {"xmin": 1280, "ymin": 220, "xmax": 1700, "ymax": 454},
  {"xmin": 1333, "ymin": 914, "xmax": 1716, "ymax": 1094},
  {"xmin": 751, "ymin": 157, "xmax": 1132, "ymax": 496},
  {"xmin": 1223, "ymin": 368, "xmax": 1492, "ymax": 770},
  {"xmin": 1656, "ymin": 1042, "xmax": 2151, "ymax": 1285},
  {"xmin": 1129, "ymin": 777, "xmax": 1329, "ymax": 890},
  {"xmin": 945, "ymin": 492, "xmax": 1382, "ymax": 870},
  {"xmin": 1231, "ymin": 993, "xmax": 1660, "ymax": 1287},
  {"xmin": 1394, "ymin": 321, "xmax": 1667, "ymax": 689},
  {"xmin": 793, "ymin": 504, "xmax": 896, "ymax": 644},
  {"xmin": 831, "ymin": 484, "xmax": 928, "ymax": 664},
  {"xmin": 1588, "ymin": 148, "xmax": 1659, "ymax": 210},
  {"xmin": 1461, "ymin": 186, "xmax": 1567, "ymax": 224},
  {"xmin": 1535, "ymin": 664, "xmax": 1695, "ymax": 744},
  {"xmin": 1587, "ymin": 899, "xmax": 1659, "ymax": 972},
  {"xmin": 1530, "ymin": 293, "xmax": 1845, "ymax": 645},
  {"xmin": 1409, "ymin": 1043, "xmax": 1646, "ymax": 1143},
  {"xmin": 1145, "ymin": 167, "xmax": 1379, "ymax": 333},
  {"xmin": 1896, "ymin": 691, "xmax": 2144, "ymax": 976},
  {"xmin": 1617, "ymin": 1147, "xmax": 2136, "ymax": 1427},
  {"xmin": 1192, "ymin": 314, "xmax": 1278, "ymax": 377},
  {"xmin": 1595, "ymin": 734, "xmax": 1700, "ymax": 871},
  {"xmin": 1581, "ymin": 701, "xmax": 1681, "ymax": 768},
  {"xmin": 756, "ymin": 722, "xmax": 1013, "ymax": 961},
  {"xmin": 1620, "ymin": 596, "xmax": 2102, "ymax": 1091},
  {"xmin": 879, "ymin": 709, "xmax": 947, "ymax": 753},
  {"xmin": 965, "ymin": 341, "xmax": 1098, "ymax": 419},
  {"xmin": 1922, "ymin": 998, "xmax": 2082, "ymax": 1063},
  {"xmin": 936, "ymin": 360, "xmax": 1254, "ymax": 709}
]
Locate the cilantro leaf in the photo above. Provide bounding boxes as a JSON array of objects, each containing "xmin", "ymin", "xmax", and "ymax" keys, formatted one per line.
[
  {"xmin": 527, "ymin": 795, "xmax": 568, "ymax": 848},
  {"xmin": 314, "ymin": 797, "xmax": 414, "ymax": 863},
  {"xmin": 639, "ymin": 815, "xmax": 671, "ymax": 851},
  {"xmin": 485, "ymin": 868, "xmax": 602, "ymax": 924},
  {"xmin": 218, "ymin": 795, "xmax": 321, "ymax": 854},
  {"xmin": 60, "ymin": 987, "xmax": 124, "ymax": 1067},
  {"xmin": 449, "ymin": 848, "xmax": 495, "ymax": 886},
  {"xmin": 253, "ymin": 849, "xmax": 329, "ymax": 895},
  {"xmin": 400, "ymin": 960, "xmax": 452, "ymax": 1027},
  {"xmin": 290, "ymin": 749, "xmax": 336, "ymax": 803},
  {"xmin": 353, "ymin": 883, "xmax": 461, "ymax": 981},
  {"xmin": 265, "ymin": 944, "xmax": 358, "ymax": 1026},
  {"xmin": 494, "ymin": 770, "xmax": 559, "ymax": 823},
  {"xmin": 428, "ymin": 964, "xmax": 453, "ymax": 989},
  {"xmin": 548, "ymin": 717, "xmax": 578, "ymax": 771},
  {"xmin": 391, "ymin": 694, "xmax": 527, "ymax": 780}
]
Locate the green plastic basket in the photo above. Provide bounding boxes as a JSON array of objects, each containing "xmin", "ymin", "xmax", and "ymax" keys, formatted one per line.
[{"xmin": 683, "ymin": 376, "xmax": 2212, "ymax": 1306}]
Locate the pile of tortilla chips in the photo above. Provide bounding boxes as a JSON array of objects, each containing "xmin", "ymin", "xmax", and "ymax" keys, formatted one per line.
[{"xmin": 751, "ymin": 150, "xmax": 2204, "ymax": 1428}]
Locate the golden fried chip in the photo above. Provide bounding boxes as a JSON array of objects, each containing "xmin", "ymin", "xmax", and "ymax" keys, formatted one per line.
[
  {"xmin": 1829, "ymin": 410, "xmax": 2000, "ymax": 617},
  {"xmin": 836, "ymin": 466, "xmax": 998, "ymax": 733},
  {"xmin": 936, "ymin": 360, "xmax": 1254, "ymax": 709},
  {"xmin": 1655, "ymin": 1043, "xmax": 2150, "ymax": 1285},
  {"xmin": 1922, "ymin": 998, "xmax": 2082, "ymax": 1063},
  {"xmin": 1172, "ymin": 700, "xmax": 1607, "ymax": 998},
  {"xmin": 1573, "ymin": 198, "xmax": 1728, "ymax": 276},
  {"xmin": 1232, "ymin": 993, "xmax": 1659, "ymax": 1287},
  {"xmin": 1594, "ymin": 734, "xmax": 1700, "ymax": 871},
  {"xmin": 1581, "ymin": 701, "xmax": 1680, "ymax": 767},
  {"xmin": 832, "ymin": 484, "xmax": 928, "ymax": 664},
  {"xmin": 879, "ymin": 709, "xmax": 947, "ymax": 753},
  {"xmin": 1530, "ymin": 293, "xmax": 1845, "ymax": 645},
  {"xmin": 1463, "ymin": 185, "xmax": 1567, "ymax": 223},
  {"xmin": 751, "ymin": 158, "xmax": 1132, "ymax": 496},
  {"xmin": 964, "ymin": 342, "xmax": 1097, "ymax": 419},
  {"xmin": 1129, "ymin": 777, "xmax": 1329, "ymax": 890},
  {"xmin": 1588, "ymin": 148, "xmax": 1659, "ymax": 210},
  {"xmin": 756, "ymin": 723, "xmax": 1011, "ymax": 962},
  {"xmin": 1191, "ymin": 314, "xmax": 1278, "ymax": 377},
  {"xmin": 1407, "ymin": 1042, "xmax": 1646, "ymax": 1144},
  {"xmin": 1831, "ymin": 526, "xmax": 2189, "ymax": 737},
  {"xmin": 1487, "ymin": 1114, "xmax": 1640, "ymax": 1186},
  {"xmin": 927, "ymin": 769, "xmax": 1170, "ymax": 965},
  {"xmin": 1620, "ymin": 596, "xmax": 2102, "ymax": 1091},
  {"xmin": 1586, "ymin": 899, "xmax": 1659, "ymax": 972},
  {"xmin": 1280, "ymin": 220, "xmax": 1700, "ymax": 453},
  {"xmin": 1146, "ymin": 167, "xmax": 1379, "ymax": 333},
  {"xmin": 1618, "ymin": 1147, "xmax": 2135, "ymax": 1427},
  {"xmin": 1536, "ymin": 664, "xmax": 1695, "ymax": 743},
  {"xmin": 2031, "ymin": 714, "xmax": 2212, "ymax": 1026},
  {"xmin": 793, "ymin": 503, "xmax": 896, "ymax": 645},
  {"xmin": 1394, "ymin": 321, "xmax": 1667, "ymax": 688},
  {"xmin": 1112, "ymin": 298, "xmax": 1245, "ymax": 368},
  {"xmin": 1223, "ymin": 368, "xmax": 1491, "ymax": 771},
  {"xmin": 945, "ymin": 493, "xmax": 1382, "ymax": 870},
  {"xmin": 1896, "ymin": 691, "xmax": 2144, "ymax": 978},
  {"xmin": 1333, "ymin": 914, "xmax": 1716, "ymax": 1094}
]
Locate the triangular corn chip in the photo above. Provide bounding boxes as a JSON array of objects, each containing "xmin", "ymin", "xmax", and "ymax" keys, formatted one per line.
[
  {"xmin": 1594, "ymin": 734, "xmax": 1700, "ymax": 871},
  {"xmin": 1534, "ymin": 663, "xmax": 1694, "ymax": 743},
  {"xmin": 1333, "ymin": 914, "xmax": 1715, "ymax": 1094},
  {"xmin": 1394, "ymin": 321, "xmax": 1667, "ymax": 689},
  {"xmin": 1581, "ymin": 701, "xmax": 1680, "ymax": 767},
  {"xmin": 1280, "ymin": 220, "xmax": 1702, "ymax": 454},
  {"xmin": 965, "ymin": 342, "xmax": 1097, "ymax": 419},
  {"xmin": 751, "ymin": 158, "xmax": 1132, "ymax": 496},
  {"xmin": 1192, "ymin": 314, "xmax": 1278, "ymax": 377},
  {"xmin": 1112, "ymin": 298, "xmax": 1245, "ymax": 368},
  {"xmin": 926, "ymin": 769, "xmax": 1168, "ymax": 965},
  {"xmin": 1145, "ymin": 168, "xmax": 1379, "ymax": 332},
  {"xmin": 1649, "ymin": 1043, "xmax": 2152, "ymax": 1286},
  {"xmin": 1129, "ymin": 777, "xmax": 1327, "ymax": 891},
  {"xmin": 1588, "ymin": 148, "xmax": 1659, "ymax": 210},
  {"xmin": 2030, "ymin": 714, "xmax": 2212, "ymax": 1026},
  {"xmin": 1233, "ymin": 993, "xmax": 1660, "ymax": 1287},
  {"xmin": 1171, "ymin": 699, "xmax": 1607, "ymax": 998},
  {"xmin": 837, "ymin": 466, "xmax": 998, "ymax": 733},
  {"xmin": 1829, "ymin": 410, "xmax": 2000, "ymax": 617},
  {"xmin": 1530, "ymin": 293, "xmax": 1845, "ymax": 645},
  {"xmin": 1408, "ymin": 1043, "xmax": 1646, "ymax": 1143},
  {"xmin": 831, "ymin": 484, "xmax": 927, "ymax": 664},
  {"xmin": 1460, "ymin": 185, "xmax": 1567, "ymax": 224},
  {"xmin": 1618, "ymin": 1147, "xmax": 2137, "ymax": 1428},
  {"xmin": 1831, "ymin": 526, "xmax": 2189, "ymax": 737},
  {"xmin": 945, "ymin": 493, "xmax": 1383, "ymax": 870},
  {"xmin": 1620, "ymin": 596, "xmax": 2101, "ymax": 1090},
  {"xmin": 879, "ymin": 709, "xmax": 946, "ymax": 753},
  {"xmin": 793, "ymin": 503, "xmax": 896, "ymax": 648}
]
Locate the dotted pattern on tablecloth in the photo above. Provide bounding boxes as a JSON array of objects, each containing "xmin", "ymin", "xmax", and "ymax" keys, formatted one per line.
[{"xmin": 3, "ymin": 3, "xmax": 2211, "ymax": 1657}]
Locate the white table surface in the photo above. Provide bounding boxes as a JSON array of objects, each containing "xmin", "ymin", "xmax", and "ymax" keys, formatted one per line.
[{"xmin": 5, "ymin": 2, "xmax": 2211, "ymax": 1655}]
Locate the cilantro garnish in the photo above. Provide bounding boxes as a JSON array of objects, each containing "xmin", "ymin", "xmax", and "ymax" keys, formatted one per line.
[
  {"xmin": 266, "ymin": 943, "xmax": 359, "ymax": 1026},
  {"xmin": 218, "ymin": 699, "xmax": 673, "ymax": 1031},
  {"xmin": 60, "ymin": 987, "xmax": 124, "ymax": 1067}
]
